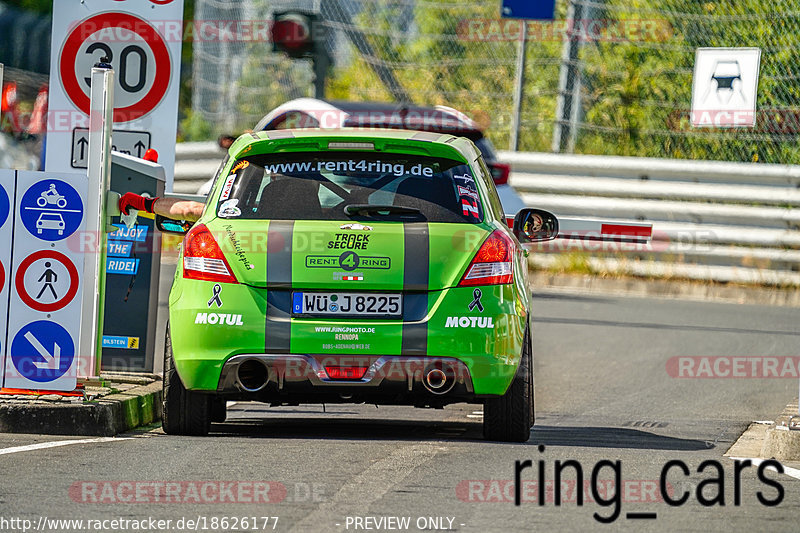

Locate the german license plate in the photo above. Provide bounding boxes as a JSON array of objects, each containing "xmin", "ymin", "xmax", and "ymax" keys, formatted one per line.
[{"xmin": 292, "ymin": 292, "xmax": 402, "ymax": 316}]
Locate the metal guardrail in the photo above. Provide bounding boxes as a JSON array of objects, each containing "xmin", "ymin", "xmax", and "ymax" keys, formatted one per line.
[
  {"xmin": 173, "ymin": 143, "xmax": 800, "ymax": 286},
  {"xmin": 498, "ymin": 150, "xmax": 800, "ymax": 286},
  {"xmin": 174, "ymin": 141, "xmax": 224, "ymax": 194}
]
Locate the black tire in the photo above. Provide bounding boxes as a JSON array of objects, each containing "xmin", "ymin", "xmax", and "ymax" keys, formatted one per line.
[
  {"xmin": 483, "ymin": 327, "xmax": 534, "ymax": 442},
  {"xmin": 210, "ymin": 398, "xmax": 227, "ymax": 423},
  {"xmin": 162, "ymin": 323, "xmax": 211, "ymax": 436}
]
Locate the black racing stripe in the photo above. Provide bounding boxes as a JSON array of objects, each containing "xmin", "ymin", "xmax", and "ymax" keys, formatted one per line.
[
  {"xmin": 265, "ymin": 220, "xmax": 294, "ymax": 353},
  {"xmin": 403, "ymin": 223, "xmax": 429, "ymax": 291},
  {"xmin": 265, "ymin": 291, "xmax": 292, "ymax": 353},
  {"xmin": 402, "ymin": 223, "xmax": 429, "ymax": 356},
  {"xmin": 266, "ymin": 220, "xmax": 294, "ymax": 287}
]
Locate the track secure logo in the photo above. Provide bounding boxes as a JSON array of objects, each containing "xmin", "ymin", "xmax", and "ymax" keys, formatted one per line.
[{"xmin": 328, "ymin": 233, "xmax": 370, "ymax": 250}]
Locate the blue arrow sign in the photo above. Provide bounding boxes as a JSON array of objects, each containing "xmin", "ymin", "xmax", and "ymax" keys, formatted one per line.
[
  {"xmin": 10, "ymin": 321, "xmax": 75, "ymax": 382},
  {"xmin": 19, "ymin": 179, "xmax": 84, "ymax": 241}
]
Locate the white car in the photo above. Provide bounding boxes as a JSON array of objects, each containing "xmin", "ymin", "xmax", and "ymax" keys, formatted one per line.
[
  {"xmin": 200, "ymin": 99, "xmax": 526, "ymax": 215},
  {"xmin": 36, "ymin": 212, "xmax": 65, "ymax": 235}
]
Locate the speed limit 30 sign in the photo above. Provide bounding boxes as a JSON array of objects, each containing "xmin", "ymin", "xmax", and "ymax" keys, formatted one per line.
[
  {"xmin": 46, "ymin": 0, "xmax": 184, "ymax": 189},
  {"xmin": 60, "ymin": 12, "xmax": 171, "ymax": 122}
]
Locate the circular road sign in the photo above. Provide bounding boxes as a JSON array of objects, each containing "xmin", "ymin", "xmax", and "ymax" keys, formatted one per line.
[
  {"xmin": 0, "ymin": 260, "xmax": 5, "ymax": 292},
  {"xmin": 15, "ymin": 250, "xmax": 80, "ymax": 312},
  {"xmin": 19, "ymin": 179, "xmax": 84, "ymax": 241},
  {"xmin": 10, "ymin": 320, "xmax": 75, "ymax": 383},
  {"xmin": 60, "ymin": 12, "xmax": 171, "ymax": 123},
  {"xmin": 0, "ymin": 184, "xmax": 9, "ymax": 229}
]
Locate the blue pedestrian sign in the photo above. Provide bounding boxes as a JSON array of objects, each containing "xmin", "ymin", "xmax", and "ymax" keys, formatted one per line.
[
  {"xmin": 10, "ymin": 321, "xmax": 75, "ymax": 382},
  {"xmin": 19, "ymin": 179, "xmax": 84, "ymax": 241}
]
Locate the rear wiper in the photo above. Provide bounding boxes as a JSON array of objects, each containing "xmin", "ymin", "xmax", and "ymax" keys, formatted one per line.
[{"xmin": 344, "ymin": 204, "xmax": 423, "ymax": 217}]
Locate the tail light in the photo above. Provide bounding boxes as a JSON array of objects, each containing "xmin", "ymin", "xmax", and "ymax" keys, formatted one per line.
[
  {"xmin": 459, "ymin": 231, "xmax": 514, "ymax": 286},
  {"xmin": 489, "ymin": 162, "xmax": 510, "ymax": 185},
  {"xmin": 182, "ymin": 224, "xmax": 238, "ymax": 284},
  {"xmin": 325, "ymin": 366, "xmax": 369, "ymax": 380}
]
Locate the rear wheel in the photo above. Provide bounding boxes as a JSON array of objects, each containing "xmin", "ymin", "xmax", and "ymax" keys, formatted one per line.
[
  {"xmin": 483, "ymin": 327, "xmax": 534, "ymax": 442},
  {"xmin": 162, "ymin": 323, "xmax": 211, "ymax": 436}
]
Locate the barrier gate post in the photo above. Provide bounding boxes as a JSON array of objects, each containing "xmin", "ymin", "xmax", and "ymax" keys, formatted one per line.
[{"xmin": 78, "ymin": 64, "xmax": 114, "ymax": 379}]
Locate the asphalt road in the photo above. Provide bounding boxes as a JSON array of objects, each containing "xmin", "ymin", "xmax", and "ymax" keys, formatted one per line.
[{"xmin": 2, "ymin": 290, "xmax": 799, "ymax": 532}]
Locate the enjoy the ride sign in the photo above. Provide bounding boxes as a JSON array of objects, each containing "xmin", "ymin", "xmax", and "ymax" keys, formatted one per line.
[
  {"xmin": 0, "ymin": 171, "xmax": 88, "ymax": 391},
  {"xmin": 45, "ymin": 0, "xmax": 183, "ymax": 189}
]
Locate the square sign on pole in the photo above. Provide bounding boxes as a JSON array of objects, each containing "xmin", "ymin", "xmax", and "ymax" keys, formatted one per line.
[
  {"xmin": 502, "ymin": 0, "xmax": 556, "ymax": 20},
  {"xmin": 691, "ymin": 47, "xmax": 761, "ymax": 128},
  {"xmin": 2, "ymin": 171, "xmax": 88, "ymax": 391},
  {"xmin": 45, "ymin": 0, "xmax": 184, "ymax": 190}
]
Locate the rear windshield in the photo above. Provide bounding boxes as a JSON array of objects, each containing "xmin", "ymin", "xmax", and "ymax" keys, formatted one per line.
[{"xmin": 215, "ymin": 152, "xmax": 484, "ymax": 223}]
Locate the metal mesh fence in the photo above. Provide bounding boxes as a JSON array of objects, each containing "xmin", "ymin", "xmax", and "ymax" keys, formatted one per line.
[{"xmin": 191, "ymin": 0, "xmax": 800, "ymax": 164}]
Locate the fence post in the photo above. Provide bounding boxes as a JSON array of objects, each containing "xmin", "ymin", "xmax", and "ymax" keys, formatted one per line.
[
  {"xmin": 552, "ymin": 0, "xmax": 584, "ymax": 153},
  {"xmin": 509, "ymin": 23, "xmax": 528, "ymax": 151}
]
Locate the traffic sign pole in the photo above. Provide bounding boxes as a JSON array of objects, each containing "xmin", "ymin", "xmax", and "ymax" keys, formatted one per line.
[{"xmin": 79, "ymin": 65, "xmax": 114, "ymax": 379}]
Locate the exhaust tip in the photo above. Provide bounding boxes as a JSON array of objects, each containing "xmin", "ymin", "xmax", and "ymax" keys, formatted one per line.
[
  {"xmin": 423, "ymin": 363, "xmax": 456, "ymax": 395},
  {"xmin": 236, "ymin": 359, "xmax": 270, "ymax": 392}
]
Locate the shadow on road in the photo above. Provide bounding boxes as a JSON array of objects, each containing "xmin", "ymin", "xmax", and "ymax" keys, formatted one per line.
[
  {"xmin": 530, "ymin": 425, "xmax": 713, "ymax": 451},
  {"xmin": 206, "ymin": 418, "xmax": 711, "ymax": 451},
  {"xmin": 209, "ymin": 417, "xmax": 485, "ymax": 442}
]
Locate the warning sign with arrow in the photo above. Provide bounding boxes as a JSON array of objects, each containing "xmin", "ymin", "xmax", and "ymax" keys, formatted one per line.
[
  {"xmin": 45, "ymin": 0, "xmax": 184, "ymax": 189},
  {"xmin": 71, "ymin": 128, "xmax": 151, "ymax": 169}
]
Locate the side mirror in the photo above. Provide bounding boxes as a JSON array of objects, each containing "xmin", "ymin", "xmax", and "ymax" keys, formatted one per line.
[
  {"xmin": 513, "ymin": 208, "xmax": 559, "ymax": 242},
  {"xmin": 156, "ymin": 215, "xmax": 192, "ymax": 235}
]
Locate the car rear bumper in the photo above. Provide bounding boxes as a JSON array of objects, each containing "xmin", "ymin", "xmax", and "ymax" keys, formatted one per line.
[{"xmin": 214, "ymin": 354, "xmax": 480, "ymax": 405}]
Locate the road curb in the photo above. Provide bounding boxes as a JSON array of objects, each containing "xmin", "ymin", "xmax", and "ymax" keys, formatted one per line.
[
  {"xmin": 0, "ymin": 380, "xmax": 162, "ymax": 436},
  {"xmin": 529, "ymin": 272, "xmax": 800, "ymax": 307},
  {"xmin": 761, "ymin": 399, "xmax": 800, "ymax": 462}
]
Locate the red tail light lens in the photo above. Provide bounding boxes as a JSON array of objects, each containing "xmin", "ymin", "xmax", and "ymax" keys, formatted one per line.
[
  {"xmin": 325, "ymin": 366, "xmax": 369, "ymax": 380},
  {"xmin": 459, "ymin": 231, "xmax": 514, "ymax": 286},
  {"xmin": 489, "ymin": 162, "xmax": 511, "ymax": 185},
  {"xmin": 182, "ymin": 224, "xmax": 238, "ymax": 284}
]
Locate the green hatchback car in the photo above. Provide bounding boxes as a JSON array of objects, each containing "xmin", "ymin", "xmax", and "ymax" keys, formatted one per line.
[{"xmin": 160, "ymin": 129, "xmax": 558, "ymax": 441}]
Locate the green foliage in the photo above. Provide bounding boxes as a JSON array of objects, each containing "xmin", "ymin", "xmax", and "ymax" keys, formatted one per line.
[
  {"xmin": 178, "ymin": 109, "xmax": 212, "ymax": 142},
  {"xmin": 325, "ymin": 0, "xmax": 800, "ymax": 163}
]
